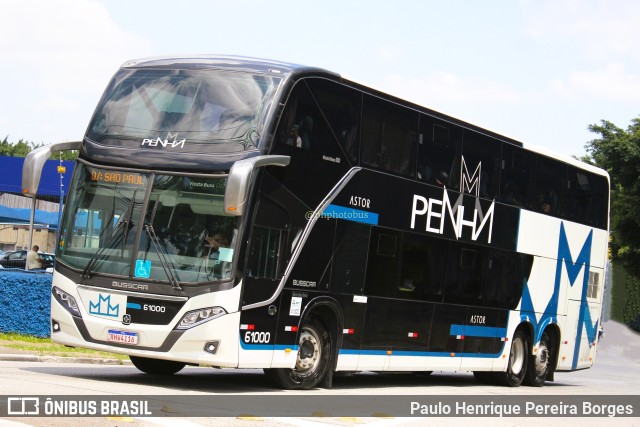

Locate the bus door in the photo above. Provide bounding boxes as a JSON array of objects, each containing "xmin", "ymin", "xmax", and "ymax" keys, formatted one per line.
[
  {"xmin": 239, "ymin": 194, "xmax": 289, "ymax": 368},
  {"xmin": 330, "ymin": 221, "xmax": 370, "ymax": 371}
]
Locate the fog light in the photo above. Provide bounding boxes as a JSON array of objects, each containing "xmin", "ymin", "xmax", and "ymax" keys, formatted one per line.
[
  {"xmin": 51, "ymin": 319, "xmax": 61, "ymax": 333},
  {"xmin": 204, "ymin": 340, "xmax": 220, "ymax": 354}
]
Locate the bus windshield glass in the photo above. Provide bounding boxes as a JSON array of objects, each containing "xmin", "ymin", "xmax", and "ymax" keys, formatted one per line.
[
  {"xmin": 58, "ymin": 163, "xmax": 237, "ymax": 284},
  {"xmin": 88, "ymin": 68, "xmax": 281, "ymax": 152}
]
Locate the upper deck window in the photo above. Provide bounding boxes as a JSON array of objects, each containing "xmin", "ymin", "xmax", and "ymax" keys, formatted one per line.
[{"xmin": 88, "ymin": 69, "xmax": 281, "ymax": 152}]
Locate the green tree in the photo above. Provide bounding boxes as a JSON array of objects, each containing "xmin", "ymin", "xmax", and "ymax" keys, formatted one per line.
[
  {"xmin": 0, "ymin": 135, "xmax": 78, "ymax": 159},
  {"xmin": 12, "ymin": 139, "xmax": 32, "ymax": 157},
  {"xmin": 585, "ymin": 117, "xmax": 640, "ymax": 324},
  {"xmin": 0, "ymin": 136, "xmax": 13, "ymax": 156}
]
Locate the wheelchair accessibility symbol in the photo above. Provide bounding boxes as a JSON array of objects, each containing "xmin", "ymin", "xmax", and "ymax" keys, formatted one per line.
[{"xmin": 135, "ymin": 259, "xmax": 151, "ymax": 278}]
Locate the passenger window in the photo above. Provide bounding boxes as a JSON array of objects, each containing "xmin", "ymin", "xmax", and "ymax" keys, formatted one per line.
[
  {"xmin": 271, "ymin": 80, "xmax": 349, "ymax": 208},
  {"xmin": 362, "ymin": 95, "xmax": 418, "ymax": 178},
  {"xmin": 534, "ymin": 155, "xmax": 566, "ymax": 216},
  {"xmin": 275, "ymin": 80, "xmax": 335, "ymax": 154},
  {"xmin": 307, "ymin": 78, "xmax": 361, "ymax": 164},
  {"xmin": 399, "ymin": 233, "xmax": 446, "ymax": 301},
  {"xmin": 500, "ymin": 144, "xmax": 534, "ymax": 208},
  {"xmin": 461, "ymin": 130, "xmax": 501, "ymax": 199},
  {"xmin": 417, "ymin": 117, "xmax": 461, "ymax": 190},
  {"xmin": 246, "ymin": 226, "xmax": 282, "ymax": 279},
  {"xmin": 589, "ymin": 174, "xmax": 609, "ymax": 229},
  {"xmin": 587, "ymin": 271, "xmax": 600, "ymax": 299},
  {"xmin": 444, "ymin": 244, "xmax": 485, "ymax": 305},
  {"xmin": 365, "ymin": 227, "xmax": 401, "ymax": 297},
  {"xmin": 331, "ymin": 222, "xmax": 370, "ymax": 294},
  {"xmin": 566, "ymin": 166, "xmax": 609, "ymax": 228},
  {"xmin": 483, "ymin": 250, "xmax": 531, "ymax": 310}
]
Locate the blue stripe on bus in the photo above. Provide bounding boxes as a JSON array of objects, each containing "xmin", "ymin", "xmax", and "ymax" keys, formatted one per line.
[
  {"xmin": 238, "ymin": 344, "xmax": 503, "ymax": 358},
  {"xmin": 323, "ymin": 204, "xmax": 379, "ymax": 225},
  {"xmin": 338, "ymin": 349, "xmax": 503, "ymax": 358},
  {"xmin": 449, "ymin": 324, "xmax": 507, "ymax": 338},
  {"xmin": 239, "ymin": 340, "xmax": 299, "ymax": 351},
  {"xmin": 126, "ymin": 303, "xmax": 141, "ymax": 309}
]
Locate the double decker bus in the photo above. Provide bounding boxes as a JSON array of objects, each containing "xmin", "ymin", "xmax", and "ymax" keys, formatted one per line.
[{"xmin": 23, "ymin": 56, "xmax": 609, "ymax": 389}]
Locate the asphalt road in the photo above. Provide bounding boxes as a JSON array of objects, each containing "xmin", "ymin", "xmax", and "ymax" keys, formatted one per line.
[{"xmin": 0, "ymin": 321, "xmax": 639, "ymax": 427}]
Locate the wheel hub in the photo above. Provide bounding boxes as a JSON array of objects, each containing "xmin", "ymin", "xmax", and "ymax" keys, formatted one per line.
[
  {"xmin": 510, "ymin": 339, "xmax": 525, "ymax": 375},
  {"xmin": 535, "ymin": 346, "xmax": 549, "ymax": 377},
  {"xmin": 296, "ymin": 329, "xmax": 320, "ymax": 372}
]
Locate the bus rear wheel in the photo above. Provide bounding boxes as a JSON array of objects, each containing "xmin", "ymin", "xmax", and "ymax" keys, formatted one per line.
[
  {"xmin": 129, "ymin": 356, "xmax": 186, "ymax": 375},
  {"xmin": 524, "ymin": 332, "xmax": 552, "ymax": 387},
  {"xmin": 265, "ymin": 318, "xmax": 332, "ymax": 389},
  {"xmin": 497, "ymin": 330, "xmax": 528, "ymax": 387}
]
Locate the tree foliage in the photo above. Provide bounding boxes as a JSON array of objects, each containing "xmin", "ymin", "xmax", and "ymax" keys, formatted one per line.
[
  {"xmin": 585, "ymin": 117, "xmax": 640, "ymax": 324},
  {"xmin": 0, "ymin": 135, "xmax": 78, "ymax": 160}
]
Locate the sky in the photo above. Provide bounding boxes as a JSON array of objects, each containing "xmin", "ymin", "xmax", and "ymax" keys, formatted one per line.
[{"xmin": 1, "ymin": 0, "xmax": 639, "ymax": 158}]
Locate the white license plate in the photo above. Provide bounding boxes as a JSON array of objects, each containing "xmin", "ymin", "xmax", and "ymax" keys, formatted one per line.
[{"xmin": 107, "ymin": 329, "xmax": 138, "ymax": 345}]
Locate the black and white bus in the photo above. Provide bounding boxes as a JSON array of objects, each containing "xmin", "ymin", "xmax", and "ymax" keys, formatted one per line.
[{"xmin": 23, "ymin": 56, "xmax": 609, "ymax": 389}]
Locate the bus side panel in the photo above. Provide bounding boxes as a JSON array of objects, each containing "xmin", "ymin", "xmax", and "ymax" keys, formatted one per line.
[
  {"xmin": 363, "ymin": 298, "xmax": 432, "ymax": 371},
  {"xmin": 459, "ymin": 308, "xmax": 508, "ymax": 371},
  {"xmin": 334, "ymin": 294, "xmax": 367, "ymax": 371},
  {"xmin": 559, "ymin": 301, "xmax": 600, "ymax": 370},
  {"xmin": 237, "ymin": 305, "xmax": 280, "ymax": 368}
]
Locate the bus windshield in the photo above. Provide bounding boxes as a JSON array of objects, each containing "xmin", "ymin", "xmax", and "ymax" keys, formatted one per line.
[
  {"xmin": 87, "ymin": 68, "xmax": 281, "ymax": 152},
  {"xmin": 58, "ymin": 163, "xmax": 237, "ymax": 284}
]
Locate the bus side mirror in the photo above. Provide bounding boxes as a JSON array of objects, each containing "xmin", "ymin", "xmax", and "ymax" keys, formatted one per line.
[
  {"xmin": 22, "ymin": 141, "xmax": 82, "ymax": 197},
  {"xmin": 224, "ymin": 155, "xmax": 290, "ymax": 216}
]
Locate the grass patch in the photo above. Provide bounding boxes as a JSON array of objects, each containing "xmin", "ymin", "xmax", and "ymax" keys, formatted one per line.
[{"xmin": 0, "ymin": 332, "xmax": 129, "ymax": 361}]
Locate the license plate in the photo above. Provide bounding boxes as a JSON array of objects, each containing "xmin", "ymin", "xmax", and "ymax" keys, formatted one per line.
[{"xmin": 107, "ymin": 329, "xmax": 138, "ymax": 345}]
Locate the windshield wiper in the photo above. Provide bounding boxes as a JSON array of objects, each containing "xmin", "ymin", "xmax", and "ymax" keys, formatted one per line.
[
  {"xmin": 119, "ymin": 190, "xmax": 138, "ymax": 256},
  {"xmin": 81, "ymin": 220, "xmax": 126, "ymax": 279},
  {"xmin": 144, "ymin": 223, "xmax": 182, "ymax": 291},
  {"xmin": 82, "ymin": 193, "xmax": 137, "ymax": 279}
]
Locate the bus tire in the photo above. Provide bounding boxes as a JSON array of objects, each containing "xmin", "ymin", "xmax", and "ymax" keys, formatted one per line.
[
  {"xmin": 497, "ymin": 330, "xmax": 528, "ymax": 387},
  {"xmin": 265, "ymin": 318, "xmax": 332, "ymax": 389},
  {"xmin": 524, "ymin": 332, "xmax": 552, "ymax": 387},
  {"xmin": 129, "ymin": 356, "xmax": 186, "ymax": 375}
]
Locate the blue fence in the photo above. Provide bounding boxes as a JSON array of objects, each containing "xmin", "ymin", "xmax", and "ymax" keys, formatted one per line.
[{"xmin": 0, "ymin": 271, "xmax": 51, "ymax": 337}]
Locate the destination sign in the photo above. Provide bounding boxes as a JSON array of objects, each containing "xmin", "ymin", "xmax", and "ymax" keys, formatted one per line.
[{"xmin": 89, "ymin": 169, "xmax": 146, "ymax": 186}]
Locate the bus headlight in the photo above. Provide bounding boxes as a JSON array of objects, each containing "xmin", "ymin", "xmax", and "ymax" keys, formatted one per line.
[
  {"xmin": 52, "ymin": 286, "xmax": 82, "ymax": 318},
  {"xmin": 175, "ymin": 307, "xmax": 226, "ymax": 330}
]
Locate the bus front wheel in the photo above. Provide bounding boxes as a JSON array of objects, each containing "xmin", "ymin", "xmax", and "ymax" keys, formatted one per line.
[
  {"xmin": 129, "ymin": 356, "xmax": 186, "ymax": 375},
  {"xmin": 265, "ymin": 318, "xmax": 332, "ymax": 389}
]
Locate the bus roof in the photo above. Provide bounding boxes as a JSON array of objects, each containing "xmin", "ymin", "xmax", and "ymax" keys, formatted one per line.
[
  {"xmin": 120, "ymin": 55, "xmax": 338, "ymax": 78},
  {"xmin": 117, "ymin": 55, "xmax": 608, "ymax": 179}
]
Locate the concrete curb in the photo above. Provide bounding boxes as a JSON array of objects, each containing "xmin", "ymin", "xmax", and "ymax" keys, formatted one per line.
[{"xmin": 0, "ymin": 353, "xmax": 130, "ymax": 365}]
